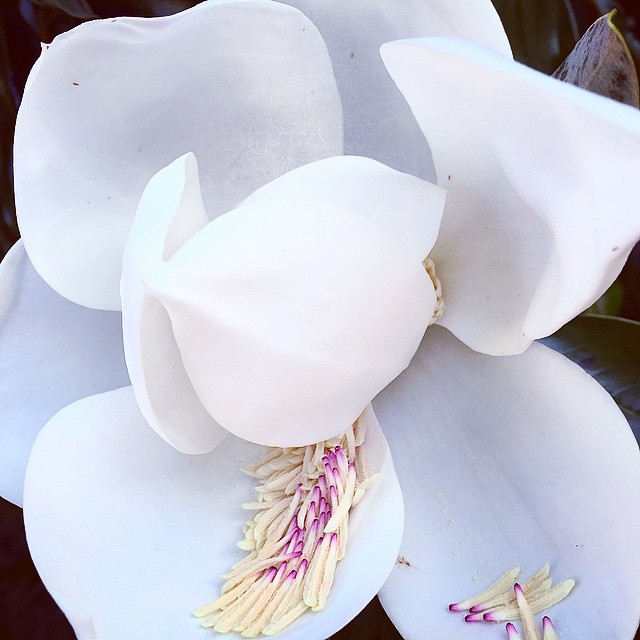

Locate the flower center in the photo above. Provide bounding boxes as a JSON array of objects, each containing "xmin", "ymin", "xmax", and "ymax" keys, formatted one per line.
[
  {"xmin": 423, "ymin": 257, "xmax": 444, "ymax": 324},
  {"xmin": 194, "ymin": 416, "xmax": 375, "ymax": 636}
]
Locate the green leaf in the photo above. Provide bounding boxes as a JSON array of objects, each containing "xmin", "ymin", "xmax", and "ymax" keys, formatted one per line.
[
  {"xmin": 553, "ymin": 11, "xmax": 640, "ymax": 107},
  {"xmin": 540, "ymin": 315, "xmax": 640, "ymax": 439},
  {"xmin": 0, "ymin": 8, "xmax": 19, "ymax": 258},
  {"xmin": 491, "ymin": 0, "xmax": 579, "ymax": 73},
  {"xmin": 584, "ymin": 279, "xmax": 624, "ymax": 316},
  {"xmin": 28, "ymin": 0, "xmax": 98, "ymax": 20},
  {"xmin": 330, "ymin": 597, "xmax": 404, "ymax": 640}
]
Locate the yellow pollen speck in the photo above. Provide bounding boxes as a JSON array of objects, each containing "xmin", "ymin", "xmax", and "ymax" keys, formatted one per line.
[{"xmin": 423, "ymin": 257, "xmax": 444, "ymax": 324}]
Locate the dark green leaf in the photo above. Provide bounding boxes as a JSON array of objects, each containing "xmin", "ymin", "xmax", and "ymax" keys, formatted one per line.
[
  {"xmin": 491, "ymin": 0, "xmax": 579, "ymax": 73},
  {"xmin": 553, "ymin": 11, "xmax": 640, "ymax": 106},
  {"xmin": 0, "ymin": 496, "xmax": 76, "ymax": 638},
  {"xmin": 585, "ymin": 279, "xmax": 624, "ymax": 316},
  {"xmin": 20, "ymin": 0, "xmax": 203, "ymax": 43},
  {"xmin": 88, "ymin": 0, "xmax": 202, "ymax": 18},
  {"xmin": 619, "ymin": 242, "xmax": 640, "ymax": 321},
  {"xmin": 330, "ymin": 597, "xmax": 404, "ymax": 640},
  {"xmin": 540, "ymin": 315, "xmax": 640, "ymax": 440},
  {"xmin": 28, "ymin": 0, "xmax": 98, "ymax": 20},
  {"xmin": 0, "ymin": 8, "xmax": 19, "ymax": 258}
]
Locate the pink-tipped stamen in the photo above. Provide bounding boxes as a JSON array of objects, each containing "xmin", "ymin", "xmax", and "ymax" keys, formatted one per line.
[
  {"xmin": 297, "ymin": 558, "xmax": 309, "ymax": 579},
  {"xmin": 465, "ymin": 612, "xmax": 485, "ymax": 622},
  {"xmin": 195, "ymin": 423, "xmax": 372, "ymax": 636},
  {"xmin": 542, "ymin": 616, "xmax": 559, "ymax": 640},
  {"xmin": 265, "ymin": 566, "xmax": 278, "ymax": 582}
]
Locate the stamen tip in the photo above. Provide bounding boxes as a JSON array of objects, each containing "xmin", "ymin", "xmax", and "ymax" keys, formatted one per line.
[
  {"xmin": 465, "ymin": 612, "xmax": 484, "ymax": 622},
  {"xmin": 483, "ymin": 612, "xmax": 498, "ymax": 622}
]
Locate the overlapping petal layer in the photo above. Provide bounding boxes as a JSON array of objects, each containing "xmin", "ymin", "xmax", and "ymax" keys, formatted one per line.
[
  {"xmin": 281, "ymin": 0, "xmax": 510, "ymax": 179},
  {"xmin": 14, "ymin": 0, "xmax": 342, "ymax": 310},
  {"xmin": 146, "ymin": 182, "xmax": 439, "ymax": 446},
  {"xmin": 374, "ymin": 326, "xmax": 640, "ymax": 639},
  {"xmin": 23, "ymin": 386, "xmax": 403, "ymax": 640},
  {"xmin": 123, "ymin": 153, "xmax": 445, "ymax": 452},
  {"xmin": 242, "ymin": 155, "xmax": 445, "ymax": 265},
  {"xmin": 0, "ymin": 241, "xmax": 129, "ymax": 506},
  {"xmin": 382, "ymin": 38, "xmax": 640, "ymax": 355},
  {"xmin": 122, "ymin": 153, "xmax": 226, "ymax": 454}
]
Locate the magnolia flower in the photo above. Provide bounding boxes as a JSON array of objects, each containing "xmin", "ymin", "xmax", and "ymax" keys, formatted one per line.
[{"xmin": 1, "ymin": 1, "xmax": 640, "ymax": 639}]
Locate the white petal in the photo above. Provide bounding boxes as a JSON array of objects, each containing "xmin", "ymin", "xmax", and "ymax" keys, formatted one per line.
[
  {"xmin": 147, "ymin": 198, "xmax": 436, "ymax": 446},
  {"xmin": 242, "ymin": 155, "xmax": 446, "ymax": 265},
  {"xmin": 0, "ymin": 241, "xmax": 128, "ymax": 506},
  {"xmin": 24, "ymin": 387, "xmax": 403, "ymax": 640},
  {"xmin": 382, "ymin": 38, "xmax": 640, "ymax": 354},
  {"xmin": 374, "ymin": 326, "xmax": 640, "ymax": 639},
  {"xmin": 122, "ymin": 153, "xmax": 226, "ymax": 454},
  {"xmin": 14, "ymin": 0, "xmax": 342, "ymax": 310},
  {"xmin": 281, "ymin": 0, "xmax": 510, "ymax": 179}
]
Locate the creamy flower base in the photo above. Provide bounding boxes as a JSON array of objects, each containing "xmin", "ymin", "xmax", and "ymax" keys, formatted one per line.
[{"xmin": 2, "ymin": 0, "xmax": 640, "ymax": 639}]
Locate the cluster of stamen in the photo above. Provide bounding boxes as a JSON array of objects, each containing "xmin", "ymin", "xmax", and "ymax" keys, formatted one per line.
[
  {"xmin": 194, "ymin": 416, "xmax": 374, "ymax": 637},
  {"xmin": 423, "ymin": 257, "xmax": 444, "ymax": 324},
  {"xmin": 449, "ymin": 565, "xmax": 575, "ymax": 639}
]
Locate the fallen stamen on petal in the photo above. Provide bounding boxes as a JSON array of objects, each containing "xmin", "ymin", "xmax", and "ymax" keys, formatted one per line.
[
  {"xmin": 514, "ymin": 583, "xmax": 542, "ymax": 640},
  {"xmin": 542, "ymin": 616, "xmax": 560, "ymax": 640},
  {"xmin": 195, "ymin": 418, "xmax": 373, "ymax": 635},
  {"xmin": 454, "ymin": 564, "xmax": 574, "ymax": 640},
  {"xmin": 483, "ymin": 580, "xmax": 575, "ymax": 622},
  {"xmin": 470, "ymin": 564, "xmax": 551, "ymax": 613},
  {"xmin": 450, "ymin": 566, "xmax": 521, "ymax": 611}
]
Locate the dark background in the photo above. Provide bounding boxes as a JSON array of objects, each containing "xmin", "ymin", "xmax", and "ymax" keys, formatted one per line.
[{"xmin": 0, "ymin": 0, "xmax": 639, "ymax": 638}]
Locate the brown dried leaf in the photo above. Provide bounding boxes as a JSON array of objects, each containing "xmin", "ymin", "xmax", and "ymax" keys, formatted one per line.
[{"xmin": 553, "ymin": 11, "xmax": 640, "ymax": 107}]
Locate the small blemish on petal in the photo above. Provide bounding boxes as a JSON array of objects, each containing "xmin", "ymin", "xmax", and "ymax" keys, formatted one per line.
[{"xmin": 397, "ymin": 556, "xmax": 413, "ymax": 568}]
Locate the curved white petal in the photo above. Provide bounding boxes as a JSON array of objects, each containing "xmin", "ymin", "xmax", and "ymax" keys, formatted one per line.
[
  {"xmin": 24, "ymin": 387, "xmax": 403, "ymax": 640},
  {"xmin": 147, "ymin": 197, "xmax": 436, "ymax": 447},
  {"xmin": 14, "ymin": 0, "xmax": 342, "ymax": 310},
  {"xmin": 0, "ymin": 241, "xmax": 128, "ymax": 506},
  {"xmin": 242, "ymin": 155, "xmax": 445, "ymax": 266},
  {"xmin": 374, "ymin": 326, "xmax": 640, "ymax": 639},
  {"xmin": 122, "ymin": 153, "xmax": 226, "ymax": 454},
  {"xmin": 382, "ymin": 38, "xmax": 640, "ymax": 355},
  {"xmin": 281, "ymin": 0, "xmax": 510, "ymax": 179}
]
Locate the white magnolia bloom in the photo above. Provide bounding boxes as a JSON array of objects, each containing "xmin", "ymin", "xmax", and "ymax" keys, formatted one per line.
[{"xmin": 1, "ymin": 1, "xmax": 640, "ymax": 639}]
